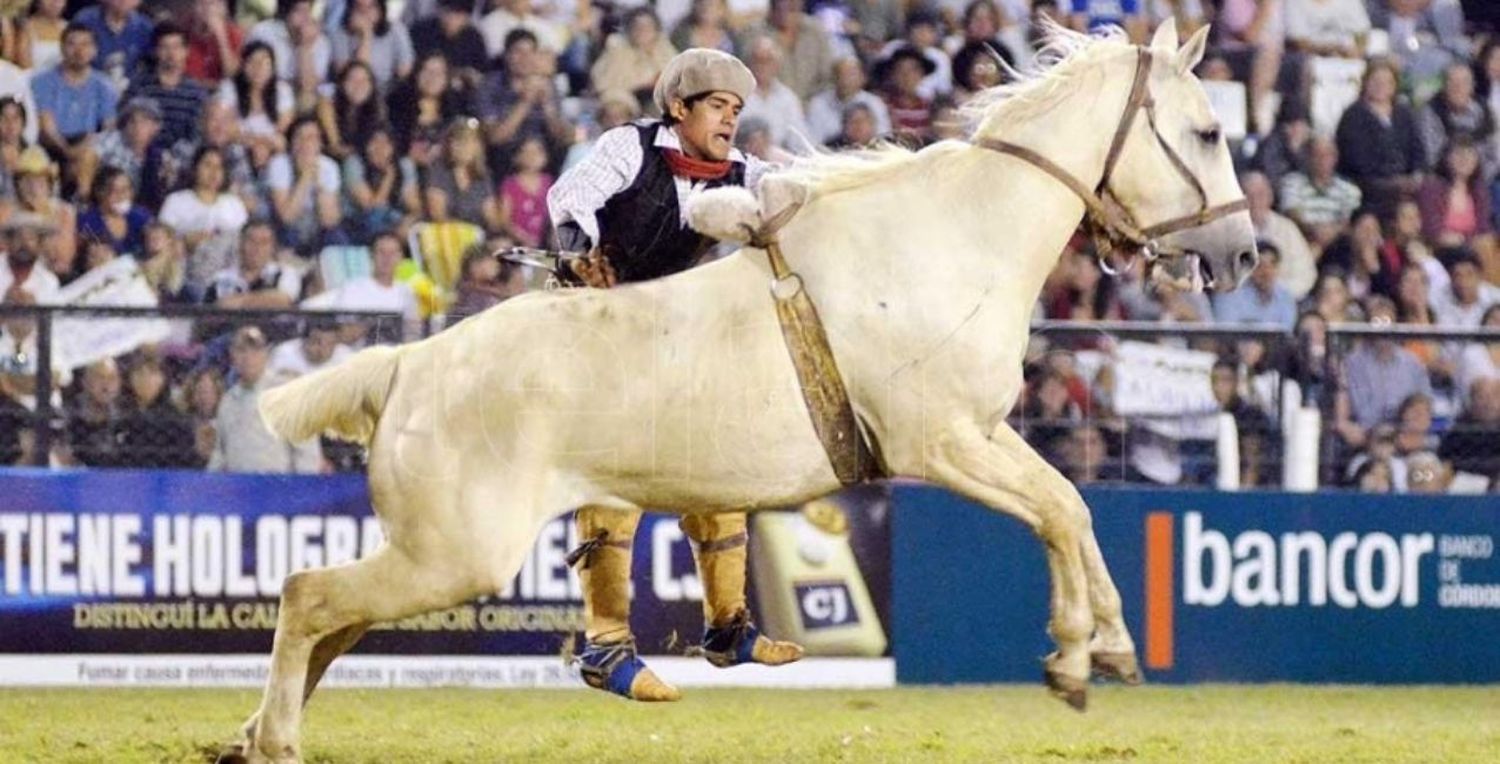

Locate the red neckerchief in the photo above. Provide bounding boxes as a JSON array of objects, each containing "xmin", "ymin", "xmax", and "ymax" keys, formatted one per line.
[{"xmin": 662, "ymin": 148, "xmax": 733, "ymax": 181}]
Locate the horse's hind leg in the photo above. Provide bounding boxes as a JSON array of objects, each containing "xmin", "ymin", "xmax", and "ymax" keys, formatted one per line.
[
  {"xmin": 926, "ymin": 420, "xmax": 1097, "ymax": 711},
  {"xmin": 222, "ymin": 624, "xmax": 371, "ymax": 762}
]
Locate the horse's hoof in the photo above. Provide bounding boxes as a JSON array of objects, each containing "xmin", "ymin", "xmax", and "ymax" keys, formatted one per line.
[
  {"xmin": 1091, "ymin": 651, "xmax": 1144, "ymax": 686},
  {"xmin": 1044, "ymin": 669, "xmax": 1089, "ymax": 712},
  {"xmin": 215, "ymin": 743, "xmax": 248, "ymax": 764}
]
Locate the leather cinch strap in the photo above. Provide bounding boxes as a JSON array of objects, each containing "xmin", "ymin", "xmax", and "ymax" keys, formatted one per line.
[{"xmin": 747, "ymin": 201, "xmax": 884, "ymax": 487}]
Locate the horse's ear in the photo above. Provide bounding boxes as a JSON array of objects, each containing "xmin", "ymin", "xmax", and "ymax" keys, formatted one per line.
[
  {"xmin": 1173, "ymin": 25, "xmax": 1211, "ymax": 76},
  {"xmin": 1150, "ymin": 17, "xmax": 1179, "ymax": 53}
]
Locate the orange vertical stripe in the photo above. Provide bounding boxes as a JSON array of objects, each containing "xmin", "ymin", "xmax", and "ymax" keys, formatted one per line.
[{"xmin": 1144, "ymin": 512, "xmax": 1175, "ymax": 670}]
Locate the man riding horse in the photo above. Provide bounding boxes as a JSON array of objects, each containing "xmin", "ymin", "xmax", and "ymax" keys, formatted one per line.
[{"xmin": 546, "ymin": 48, "xmax": 804, "ymax": 702}]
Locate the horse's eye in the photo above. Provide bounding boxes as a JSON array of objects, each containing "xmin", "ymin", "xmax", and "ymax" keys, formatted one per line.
[{"xmin": 1197, "ymin": 128, "xmax": 1222, "ymax": 145}]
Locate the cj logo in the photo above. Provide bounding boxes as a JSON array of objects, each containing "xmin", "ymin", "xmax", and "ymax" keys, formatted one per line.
[{"xmin": 795, "ymin": 581, "xmax": 858, "ymax": 630}]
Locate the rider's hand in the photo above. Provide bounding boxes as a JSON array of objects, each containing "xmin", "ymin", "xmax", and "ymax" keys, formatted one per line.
[{"xmin": 569, "ymin": 249, "xmax": 618, "ymax": 288}]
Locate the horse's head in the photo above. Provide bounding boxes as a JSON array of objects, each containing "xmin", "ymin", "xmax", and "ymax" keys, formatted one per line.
[{"xmin": 1105, "ymin": 20, "xmax": 1258, "ymax": 293}]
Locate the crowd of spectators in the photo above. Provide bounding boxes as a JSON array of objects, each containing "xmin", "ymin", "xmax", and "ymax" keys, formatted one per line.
[{"xmin": 0, "ymin": 1, "xmax": 1495, "ymax": 493}]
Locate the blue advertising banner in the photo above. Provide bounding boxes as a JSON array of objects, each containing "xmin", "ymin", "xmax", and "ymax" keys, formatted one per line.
[
  {"xmin": 0, "ymin": 469, "xmax": 890, "ymax": 663},
  {"xmin": 891, "ymin": 483, "xmax": 1500, "ymax": 684}
]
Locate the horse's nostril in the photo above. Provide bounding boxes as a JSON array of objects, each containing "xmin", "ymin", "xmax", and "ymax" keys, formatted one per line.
[{"xmin": 1237, "ymin": 250, "xmax": 1258, "ymax": 273}]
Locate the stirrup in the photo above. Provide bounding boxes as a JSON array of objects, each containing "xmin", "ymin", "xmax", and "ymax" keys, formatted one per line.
[
  {"xmin": 574, "ymin": 637, "xmax": 648, "ymax": 699},
  {"xmin": 700, "ymin": 611, "xmax": 765, "ymax": 668}
]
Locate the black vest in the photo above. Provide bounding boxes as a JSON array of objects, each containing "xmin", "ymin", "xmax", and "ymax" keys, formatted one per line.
[{"xmin": 594, "ymin": 121, "xmax": 746, "ymax": 283}]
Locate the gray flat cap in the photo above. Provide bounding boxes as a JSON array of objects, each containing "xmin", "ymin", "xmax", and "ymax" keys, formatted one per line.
[{"xmin": 652, "ymin": 48, "xmax": 756, "ymax": 115}]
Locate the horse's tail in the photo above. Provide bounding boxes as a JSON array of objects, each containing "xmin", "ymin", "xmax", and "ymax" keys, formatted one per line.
[{"xmin": 259, "ymin": 344, "xmax": 403, "ymax": 447}]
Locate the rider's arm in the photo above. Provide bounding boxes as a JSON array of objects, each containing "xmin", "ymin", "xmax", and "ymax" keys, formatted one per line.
[{"xmin": 547, "ymin": 125, "xmax": 642, "ymax": 249}]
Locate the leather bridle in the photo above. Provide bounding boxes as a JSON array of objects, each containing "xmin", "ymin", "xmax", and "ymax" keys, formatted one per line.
[{"xmin": 977, "ymin": 47, "xmax": 1249, "ymax": 272}]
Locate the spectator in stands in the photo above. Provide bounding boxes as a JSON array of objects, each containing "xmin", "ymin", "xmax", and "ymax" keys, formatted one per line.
[
  {"xmin": 185, "ymin": 0, "xmax": 244, "ymax": 84},
  {"xmin": 1287, "ymin": 309, "xmax": 1332, "ymax": 401},
  {"xmin": 1455, "ymin": 304, "xmax": 1500, "ymax": 398},
  {"xmin": 1214, "ymin": 242, "xmax": 1298, "ymax": 328},
  {"xmin": 205, "ymin": 220, "xmax": 302, "ymax": 308},
  {"xmin": 1068, "ymin": 0, "xmax": 1148, "ymax": 42},
  {"xmin": 1418, "ymin": 138, "xmax": 1494, "ymax": 251},
  {"xmin": 423, "ymin": 116, "xmax": 501, "ymax": 232},
  {"xmin": 848, "ymin": 0, "xmax": 907, "ymax": 61},
  {"xmin": 742, "ymin": 0, "xmax": 835, "ymax": 101},
  {"xmin": 1335, "ymin": 59, "xmax": 1425, "ymax": 217},
  {"xmin": 807, "ymin": 57, "xmax": 891, "ymax": 145},
  {"xmin": 267, "ymin": 117, "xmax": 344, "ymax": 256},
  {"xmin": 92, "ymin": 97, "xmax": 167, "ymax": 207},
  {"xmin": 268, "ymin": 319, "xmax": 352, "ymax": 382},
  {"xmin": 1021, "ymin": 365, "xmax": 1082, "ymax": 457},
  {"xmin": 209, "ymin": 324, "xmax": 322, "ymax": 474},
  {"xmin": 448, "ymin": 240, "xmax": 524, "ymax": 324},
  {"xmin": 498, "ymin": 135, "xmax": 553, "ymax": 247},
  {"xmin": 411, "ymin": 0, "xmax": 489, "ymax": 78},
  {"xmin": 1405, "ymin": 450, "xmax": 1452, "ymax": 494},
  {"xmin": 1351, "ymin": 454, "xmax": 1394, "ymax": 491},
  {"xmin": 319, "ymin": 61, "xmax": 387, "ymax": 162},
  {"xmin": 1337, "ymin": 295, "xmax": 1432, "ymax": 447},
  {"xmin": 480, "ymin": 0, "xmax": 568, "ymax": 60},
  {"xmin": 1478, "ymin": 40, "xmax": 1500, "ymax": 154},
  {"xmin": 159, "ymin": 146, "xmax": 250, "ymax": 262},
  {"xmin": 136, "ymin": 221, "xmax": 185, "ymax": 301},
  {"xmin": 828, "ymin": 102, "xmax": 882, "ymax": 149},
  {"xmin": 560, "ymin": 89, "xmax": 639, "ymax": 172},
  {"xmin": 77, "ymin": 166, "xmax": 152, "ymax": 259},
  {"xmin": 123, "ymin": 23, "xmax": 209, "ymax": 148},
  {"xmin": 183, "ymin": 365, "xmax": 223, "ymax": 467},
  {"xmin": 1249, "ymin": 100, "xmax": 1313, "ymax": 191},
  {"xmin": 476, "ymin": 30, "xmax": 571, "ymax": 172},
  {"xmin": 66, "ymin": 358, "xmax": 126, "ymax": 468},
  {"xmin": 591, "ymin": 8, "xmax": 677, "ymax": 107},
  {"xmin": 0, "ymin": 52, "xmax": 37, "ymax": 148},
  {"xmin": 671, "ymin": 0, "xmax": 738, "ymax": 57},
  {"xmin": 0, "ymin": 97, "xmax": 32, "ymax": 200},
  {"xmin": 248, "ymin": 0, "xmax": 333, "ymax": 109},
  {"xmin": 3, "ymin": 148, "xmax": 76, "ymax": 278},
  {"xmin": 1043, "ymin": 248, "xmax": 1121, "ymax": 321},
  {"xmin": 878, "ymin": 44, "xmax": 936, "ymax": 146},
  {"xmin": 306, "ymin": 231, "xmax": 420, "ymax": 339},
  {"xmin": 1321, "ymin": 209, "xmax": 1395, "ymax": 300},
  {"xmin": 119, "ymin": 352, "xmax": 196, "ymax": 468},
  {"xmin": 1211, "ymin": 358, "xmax": 1276, "ymax": 487},
  {"xmin": 1392, "ymin": 263, "xmax": 1454, "ymax": 384},
  {"xmin": 1439, "ymin": 376, "xmax": 1500, "ymax": 487},
  {"xmin": 945, "ymin": 0, "xmax": 1024, "ymax": 67},
  {"xmin": 20, "ymin": 0, "xmax": 67, "ymax": 74},
  {"xmin": 1056, "ymin": 424, "xmax": 1115, "ymax": 484},
  {"xmin": 741, "ymin": 36, "xmax": 812, "ymax": 149},
  {"xmin": 1393, "ymin": 391, "xmax": 1438, "ymax": 457},
  {"xmin": 1382, "ymin": 0, "xmax": 1469, "ymax": 97},
  {"xmin": 1210, "ymin": 0, "xmax": 1287, "ymax": 135},
  {"xmin": 32, "ymin": 22, "xmax": 113, "ymax": 200},
  {"xmin": 1242, "ymin": 172, "xmax": 1316, "ymax": 299},
  {"xmin": 329, "ymin": 0, "xmax": 416, "ymax": 92},
  {"xmin": 1284, "ymin": 0, "xmax": 1370, "ymax": 61},
  {"xmin": 1432, "ymin": 248, "xmax": 1499, "ymax": 326},
  {"xmin": 950, "ymin": 40, "xmax": 1007, "ymax": 107},
  {"xmin": 1279, "ymin": 136, "xmax": 1362, "ymax": 254},
  {"xmin": 163, "ymin": 101, "xmax": 255, "ymax": 217},
  {"xmin": 219, "ymin": 41, "xmax": 294, "ymax": 157},
  {"xmin": 390, "ymin": 50, "xmax": 466, "ymax": 164},
  {"xmin": 0, "ymin": 212, "xmax": 60, "ymax": 303},
  {"xmin": 1420, "ymin": 62, "xmax": 1494, "ymax": 172},
  {"xmin": 343, "ymin": 125, "xmax": 420, "ymax": 241},
  {"xmin": 73, "ymin": 0, "xmax": 154, "ymax": 83}
]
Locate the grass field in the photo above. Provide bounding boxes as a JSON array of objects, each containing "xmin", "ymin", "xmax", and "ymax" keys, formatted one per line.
[{"xmin": 1, "ymin": 685, "xmax": 1497, "ymax": 763}]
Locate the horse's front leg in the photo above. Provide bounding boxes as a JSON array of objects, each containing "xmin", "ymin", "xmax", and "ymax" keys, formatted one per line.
[{"xmin": 925, "ymin": 419, "xmax": 1098, "ymax": 710}]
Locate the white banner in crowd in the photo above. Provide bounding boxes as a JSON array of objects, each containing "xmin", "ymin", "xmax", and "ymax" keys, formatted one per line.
[
  {"xmin": 52, "ymin": 258, "xmax": 171, "ymax": 370},
  {"xmin": 1110, "ymin": 341, "xmax": 1219, "ymax": 440}
]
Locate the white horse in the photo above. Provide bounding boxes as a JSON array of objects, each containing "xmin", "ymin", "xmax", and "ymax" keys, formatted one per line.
[{"xmin": 226, "ymin": 20, "xmax": 1255, "ymax": 763}]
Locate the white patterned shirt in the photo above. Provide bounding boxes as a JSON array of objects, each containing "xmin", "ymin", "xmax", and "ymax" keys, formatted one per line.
[{"xmin": 546, "ymin": 122, "xmax": 771, "ymax": 249}]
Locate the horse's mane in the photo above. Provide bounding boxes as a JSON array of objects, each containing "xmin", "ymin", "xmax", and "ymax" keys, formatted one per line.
[{"xmin": 768, "ymin": 22, "xmax": 1131, "ymax": 198}]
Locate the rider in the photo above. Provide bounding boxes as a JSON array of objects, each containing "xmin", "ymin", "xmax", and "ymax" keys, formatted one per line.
[{"xmin": 546, "ymin": 48, "xmax": 804, "ymax": 702}]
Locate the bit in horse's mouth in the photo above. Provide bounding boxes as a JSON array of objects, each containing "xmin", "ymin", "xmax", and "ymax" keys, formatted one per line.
[{"xmin": 1196, "ymin": 254, "xmax": 1217, "ymax": 291}]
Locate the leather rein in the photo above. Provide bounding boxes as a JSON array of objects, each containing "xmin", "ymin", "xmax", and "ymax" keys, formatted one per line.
[{"xmin": 976, "ymin": 47, "xmax": 1249, "ymax": 272}]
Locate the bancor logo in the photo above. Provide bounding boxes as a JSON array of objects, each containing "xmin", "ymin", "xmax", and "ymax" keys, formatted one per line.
[{"xmin": 1141, "ymin": 512, "xmax": 1435, "ymax": 670}]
